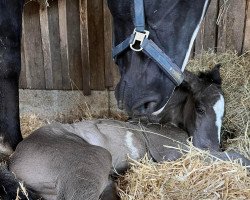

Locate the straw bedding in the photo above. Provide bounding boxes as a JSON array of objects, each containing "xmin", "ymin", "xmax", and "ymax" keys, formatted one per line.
[
  {"xmin": 20, "ymin": 51, "xmax": 250, "ymax": 199},
  {"xmin": 118, "ymin": 152, "xmax": 250, "ymax": 200}
]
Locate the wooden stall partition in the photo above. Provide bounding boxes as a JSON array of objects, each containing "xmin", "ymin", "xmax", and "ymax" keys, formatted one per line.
[
  {"xmin": 217, "ymin": 0, "xmax": 247, "ymax": 54},
  {"xmin": 20, "ymin": 0, "xmax": 93, "ymax": 92},
  {"xmin": 243, "ymin": 0, "xmax": 250, "ymax": 52},
  {"xmin": 103, "ymin": 1, "xmax": 120, "ymax": 90},
  {"xmin": 48, "ymin": 0, "xmax": 63, "ymax": 90},
  {"xmin": 22, "ymin": 1, "xmax": 45, "ymax": 89},
  {"xmin": 195, "ymin": 0, "xmax": 219, "ymax": 55},
  {"xmin": 80, "ymin": 0, "xmax": 91, "ymax": 95},
  {"xmin": 40, "ymin": 5, "xmax": 53, "ymax": 89},
  {"xmin": 87, "ymin": 0, "xmax": 106, "ymax": 90},
  {"xmin": 20, "ymin": 12, "xmax": 28, "ymax": 89}
]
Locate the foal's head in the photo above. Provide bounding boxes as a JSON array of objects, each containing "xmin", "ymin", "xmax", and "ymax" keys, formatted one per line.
[
  {"xmin": 182, "ymin": 65, "xmax": 224, "ymax": 150},
  {"xmin": 107, "ymin": 0, "xmax": 210, "ymax": 117}
]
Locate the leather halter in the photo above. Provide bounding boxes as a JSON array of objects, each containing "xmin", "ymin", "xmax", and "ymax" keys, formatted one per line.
[{"xmin": 112, "ymin": 0, "xmax": 184, "ymax": 86}]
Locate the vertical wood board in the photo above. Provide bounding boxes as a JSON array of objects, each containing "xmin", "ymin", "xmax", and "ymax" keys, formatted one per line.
[
  {"xmin": 58, "ymin": 0, "xmax": 71, "ymax": 89},
  {"xmin": 217, "ymin": 0, "xmax": 247, "ymax": 53},
  {"xmin": 243, "ymin": 0, "xmax": 250, "ymax": 51},
  {"xmin": 23, "ymin": 2, "xmax": 45, "ymax": 89},
  {"xmin": 48, "ymin": 0, "xmax": 63, "ymax": 90},
  {"xmin": 103, "ymin": 2, "xmax": 115, "ymax": 88},
  {"xmin": 20, "ymin": 13, "xmax": 28, "ymax": 89},
  {"xmin": 88, "ymin": 0, "xmax": 105, "ymax": 90},
  {"xmin": 67, "ymin": 0, "xmax": 83, "ymax": 90},
  {"xmin": 80, "ymin": 0, "xmax": 91, "ymax": 95},
  {"xmin": 195, "ymin": 0, "xmax": 219, "ymax": 55},
  {"xmin": 40, "ymin": 7, "xmax": 53, "ymax": 89}
]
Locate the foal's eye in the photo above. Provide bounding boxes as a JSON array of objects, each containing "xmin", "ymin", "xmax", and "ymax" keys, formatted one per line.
[{"xmin": 195, "ymin": 105, "xmax": 206, "ymax": 115}]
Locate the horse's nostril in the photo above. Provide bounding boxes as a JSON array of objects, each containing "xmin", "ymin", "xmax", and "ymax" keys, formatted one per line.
[
  {"xmin": 132, "ymin": 101, "xmax": 158, "ymax": 116},
  {"xmin": 144, "ymin": 101, "xmax": 157, "ymax": 111}
]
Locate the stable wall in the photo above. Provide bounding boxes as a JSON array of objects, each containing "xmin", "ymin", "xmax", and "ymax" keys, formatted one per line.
[{"xmin": 20, "ymin": 0, "xmax": 250, "ymax": 94}]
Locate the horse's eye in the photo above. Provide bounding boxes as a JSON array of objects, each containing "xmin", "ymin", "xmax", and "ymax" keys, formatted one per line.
[{"xmin": 195, "ymin": 105, "xmax": 206, "ymax": 115}]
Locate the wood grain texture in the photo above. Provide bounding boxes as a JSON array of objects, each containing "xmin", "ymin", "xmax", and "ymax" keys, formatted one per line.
[
  {"xmin": 23, "ymin": 1, "xmax": 45, "ymax": 89},
  {"xmin": 103, "ymin": 1, "xmax": 114, "ymax": 88},
  {"xmin": 243, "ymin": 0, "xmax": 250, "ymax": 51},
  {"xmin": 195, "ymin": 0, "xmax": 219, "ymax": 55},
  {"xmin": 217, "ymin": 0, "xmax": 247, "ymax": 53},
  {"xmin": 20, "ymin": 12, "xmax": 27, "ymax": 89},
  {"xmin": 40, "ymin": 6, "xmax": 53, "ymax": 89},
  {"xmin": 67, "ymin": 0, "xmax": 83, "ymax": 90},
  {"xmin": 58, "ymin": 0, "xmax": 71, "ymax": 89},
  {"xmin": 103, "ymin": 1, "xmax": 120, "ymax": 91},
  {"xmin": 48, "ymin": 0, "xmax": 63, "ymax": 90},
  {"xmin": 80, "ymin": 0, "xmax": 91, "ymax": 95},
  {"xmin": 88, "ymin": 0, "xmax": 105, "ymax": 90}
]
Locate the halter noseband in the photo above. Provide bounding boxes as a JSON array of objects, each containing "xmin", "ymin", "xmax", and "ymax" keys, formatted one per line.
[{"xmin": 112, "ymin": 0, "xmax": 184, "ymax": 86}]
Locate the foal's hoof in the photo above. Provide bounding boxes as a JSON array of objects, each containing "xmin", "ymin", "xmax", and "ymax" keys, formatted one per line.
[{"xmin": 0, "ymin": 138, "xmax": 13, "ymax": 161}]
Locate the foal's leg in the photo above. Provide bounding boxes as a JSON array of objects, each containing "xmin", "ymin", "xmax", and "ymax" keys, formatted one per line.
[{"xmin": 0, "ymin": 0, "xmax": 24, "ymax": 157}]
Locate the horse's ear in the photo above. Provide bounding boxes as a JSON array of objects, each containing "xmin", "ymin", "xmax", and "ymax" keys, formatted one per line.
[{"xmin": 198, "ymin": 64, "xmax": 222, "ymax": 85}]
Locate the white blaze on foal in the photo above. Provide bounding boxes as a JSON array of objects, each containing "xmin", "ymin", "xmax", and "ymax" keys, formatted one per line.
[
  {"xmin": 213, "ymin": 94, "xmax": 225, "ymax": 143},
  {"xmin": 125, "ymin": 131, "xmax": 140, "ymax": 159}
]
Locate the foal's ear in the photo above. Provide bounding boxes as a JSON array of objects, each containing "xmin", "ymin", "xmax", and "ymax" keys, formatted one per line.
[
  {"xmin": 198, "ymin": 64, "xmax": 222, "ymax": 85},
  {"xmin": 181, "ymin": 71, "xmax": 200, "ymax": 93}
]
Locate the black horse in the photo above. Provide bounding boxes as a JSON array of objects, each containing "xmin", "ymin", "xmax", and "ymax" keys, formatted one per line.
[
  {"xmin": 0, "ymin": 0, "xmax": 24, "ymax": 156},
  {"xmin": 0, "ymin": 0, "xmax": 210, "ymax": 157}
]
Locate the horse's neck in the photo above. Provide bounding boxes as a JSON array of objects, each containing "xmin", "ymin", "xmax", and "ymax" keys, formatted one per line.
[{"xmin": 160, "ymin": 87, "xmax": 189, "ymax": 127}]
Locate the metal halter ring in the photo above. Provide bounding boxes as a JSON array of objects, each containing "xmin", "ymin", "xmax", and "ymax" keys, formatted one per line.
[{"xmin": 130, "ymin": 29, "xmax": 149, "ymax": 52}]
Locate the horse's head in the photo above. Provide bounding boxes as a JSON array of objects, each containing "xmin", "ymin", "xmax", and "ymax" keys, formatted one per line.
[
  {"xmin": 107, "ymin": 0, "xmax": 210, "ymax": 117},
  {"xmin": 182, "ymin": 65, "xmax": 224, "ymax": 150}
]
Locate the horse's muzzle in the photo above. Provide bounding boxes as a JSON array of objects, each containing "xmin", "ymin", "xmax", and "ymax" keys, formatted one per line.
[{"xmin": 131, "ymin": 99, "xmax": 159, "ymax": 116}]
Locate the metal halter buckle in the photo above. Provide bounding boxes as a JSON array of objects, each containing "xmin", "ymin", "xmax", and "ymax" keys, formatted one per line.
[{"xmin": 130, "ymin": 29, "xmax": 149, "ymax": 52}]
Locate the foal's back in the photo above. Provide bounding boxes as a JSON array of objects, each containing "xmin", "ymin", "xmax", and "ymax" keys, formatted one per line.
[{"xmin": 9, "ymin": 124, "xmax": 112, "ymax": 200}]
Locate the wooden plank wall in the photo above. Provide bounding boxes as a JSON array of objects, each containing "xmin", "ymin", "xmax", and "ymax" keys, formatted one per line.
[{"xmin": 20, "ymin": 0, "xmax": 250, "ymax": 92}]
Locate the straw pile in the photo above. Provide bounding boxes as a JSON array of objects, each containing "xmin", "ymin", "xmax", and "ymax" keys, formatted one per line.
[
  {"xmin": 118, "ymin": 151, "xmax": 250, "ymax": 200},
  {"xmin": 20, "ymin": 114, "xmax": 46, "ymax": 138}
]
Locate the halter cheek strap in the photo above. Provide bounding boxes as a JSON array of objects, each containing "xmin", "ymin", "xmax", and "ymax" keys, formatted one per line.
[{"xmin": 112, "ymin": 0, "xmax": 184, "ymax": 86}]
